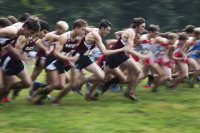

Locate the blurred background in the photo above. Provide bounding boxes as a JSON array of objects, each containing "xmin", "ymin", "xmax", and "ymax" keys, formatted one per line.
[{"xmin": 1, "ymin": 0, "xmax": 199, "ymax": 33}]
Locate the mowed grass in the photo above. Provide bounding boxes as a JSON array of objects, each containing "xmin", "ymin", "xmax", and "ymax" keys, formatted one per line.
[{"xmin": 0, "ymin": 64, "xmax": 200, "ymax": 133}]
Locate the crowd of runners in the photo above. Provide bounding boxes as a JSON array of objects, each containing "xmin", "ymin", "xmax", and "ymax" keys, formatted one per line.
[{"xmin": 0, "ymin": 13, "xmax": 199, "ymax": 105}]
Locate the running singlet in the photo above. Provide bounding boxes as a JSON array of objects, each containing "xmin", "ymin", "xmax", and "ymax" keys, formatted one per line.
[
  {"xmin": 139, "ymin": 35, "xmax": 154, "ymax": 54},
  {"xmin": 62, "ymin": 31, "xmax": 79, "ymax": 67},
  {"xmin": 138, "ymin": 34, "xmax": 155, "ymax": 64},
  {"xmin": 154, "ymin": 43, "xmax": 168, "ymax": 59},
  {"xmin": 23, "ymin": 37, "xmax": 39, "ymax": 53},
  {"xmin": 154, "ymin": 43, "xmax": 173, "ymax": 67},
  {"xmin": 105, "ymin": 37, "xmax": 129, "ymax": 69},
  {"xmin": 62, "ymin": 31, "xmax": 79, "ymax": 53},
  {"xmin": 187, "ymin": 40, "xmax": 200, "ymax": 59},
  {"xmin": 72, "ymin": 37, "xmax": 95, "ymax": 56},
  {"xmin": 174, "ymin": 45, "xmax": 184, "ymax": 58}
]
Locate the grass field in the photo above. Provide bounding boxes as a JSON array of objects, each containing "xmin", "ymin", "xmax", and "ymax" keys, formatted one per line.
[{"xmin": 0, "ymin": 65, "xmax": 200, "ymax": 133}]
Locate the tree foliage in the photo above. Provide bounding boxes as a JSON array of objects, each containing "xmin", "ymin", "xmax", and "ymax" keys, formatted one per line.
[{"xmin": 0, "ymin": 0, "xmax": 200, "ymax": 32}]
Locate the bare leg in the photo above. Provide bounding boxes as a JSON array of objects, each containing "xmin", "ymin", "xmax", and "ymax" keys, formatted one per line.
[
  {"xmin": 1, "ymin": 73, "xmax": 17, "ymax": 101},
  {"xmin": 11, "ymin": 68, "xmax": 32, "ymax": 99},
  {"xmin": 137, "ymin": 65, "xmax": 149, "ymax": 83},
  {"xmin": 84, "ymin": 62, "xmax": 105, "ymax": 83},
  {"xmin": 56, "ymin": 73, "xmax": 66, "ymax": 90},
  {"xmin": 32, "ymin": 70, "xmax": 59, "ymax": 103},
  {"xmin": 121, "ymin": 58, "xmax": 141, "ymax": 94},
  {"xmin": 151, "ymin": 65, "xmax": 172, "ymax": 92},
  {"xmin": 52, "ymin": 68, "xmax": 81, "ymax": 103},
  {"xmin": 187, "ymin": 58, "xmax": 200, "ymax": 86},
  {"xmin": 31, "ymin": 59, "xmax": 45, "ymax": 81},
  {"xmin": 172, "ymin": 61, "xmax": 188, "ymax": 87},
  {"xmin": 0, "ymin": 68, "xmax": 4, "ymax": 100}
]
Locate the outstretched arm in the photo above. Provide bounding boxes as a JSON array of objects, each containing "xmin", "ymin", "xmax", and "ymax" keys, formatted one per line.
[
  {"xmin": 0, "ymin": 26, "xmax": 18, "ymax": 38},
  {"xmin": 94, "ymin": 33, "xmax": 125, "ymax": 56},
  {"xmin": 35, "ymin": 39, "xmax": 49, "ymax": 52}
]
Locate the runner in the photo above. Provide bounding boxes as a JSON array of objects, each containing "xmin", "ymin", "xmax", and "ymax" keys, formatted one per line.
[
  {"xmin": 31, "ymin": 19, "xmax": 87, "ymax": 104},
  {"xmin": 52, "ymin": 19, "xmax": 127, "ymax": 104},
  {"xmin": 97, "ymin": 17, "xmax": 146, "ymax": 100},
  {"xmin": 0, "ymin": 17, "xmax": 40, "ymax": 101}
]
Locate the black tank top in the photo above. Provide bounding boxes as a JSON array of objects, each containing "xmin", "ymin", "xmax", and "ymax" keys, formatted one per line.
[
  {"xmin": 111, "ymin": 37, "xmax": 127, "ymax": 50},
  {"xmin": 72, "ymin": 37, "xmax": 95, "ymax": 56},
  {"xmin": 62, "ymin": 31, "xmax": 79, "ymax": 53},
  {"xmin": 23, "ymin": 37, "xmax": 39, "ymax": 53}
]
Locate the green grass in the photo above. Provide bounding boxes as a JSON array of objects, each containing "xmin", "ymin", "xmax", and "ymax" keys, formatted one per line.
[{"xmin": 0, "ymin": 65, "xmax": 200, "ymax": 133}]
